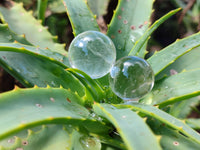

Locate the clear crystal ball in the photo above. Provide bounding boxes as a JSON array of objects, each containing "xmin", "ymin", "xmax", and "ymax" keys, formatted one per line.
[
  {"xmin": 68, "ymin": 31, "xmax": 116, "ymax": 79},
  {"xmin": 109, "ymin": 56, "xmax": 154, "ymax": 101}
]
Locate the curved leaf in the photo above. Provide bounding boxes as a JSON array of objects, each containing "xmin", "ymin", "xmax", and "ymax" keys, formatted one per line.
[
  {"xmin": 63, "ymin": 0, "xmax": 100, "ymax": 36},
  {"xmin": 120, "ymin": 103, "xmax": 200, "ymax": 145},
  {"xmin": 0, "ymin": 43, "xmax": 69, "ymax": 67},
  {"xmin": 0, "ymin": 24, "xmax": 31, "ymax": 45},
  {"xmin": 148, "ymin": 32, "xmax": 200, "ymax": 76},
  {"xmin": 93, "ymin": 103, "xmax": 162, "ymax": 150},
  {"xmin": 0, "ymin": 87, "xmax": 109, "ymax": 140},
  {"xmin": 128, "ymin": 8, "xmax": 181, "ymax": 57},
  {"xmin": 141, "ymin": 69, "xmax": 200, "ymax": 107},
  {"xmin": 0, "ymin": 52, "xmax": 89, "ymax": 99},
  {"xmin": 0, "ymin": 2, "xmax": 66, "ymax": 53},
  {"xmin": 107, "ymin": 0, "xmax": 153, "ymax": 59},
  {"xmin": 0, "ymin": 125, "xmax": 71, "ymax": 150}
]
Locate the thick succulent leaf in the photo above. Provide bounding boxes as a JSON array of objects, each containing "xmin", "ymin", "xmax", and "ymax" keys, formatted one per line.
[
  {"xmin": 48, "ymin": 0, "xmax": 66, "ymax": 13},
  {"xmin": 185, "ymin": 118, "xmax": 200, "ymax": 130},
  {"xmin": 0, "ymin": 52, "xmax": 90, "ymax": 100},
  {"xmin": 0, "ymin": 43, "xmax": 70, "ymax": 67},
  {"xmin": 141, "ymin": 69, "xmax": 200, "ymax": 107},
  {"xmin": 93, "ymin": 103, "xmax": 162, "ymax": 150},
  {"xmin": 148, "ymin": 32, "xmax": 200, "ymax": 76},
  {"xmin": 156, "ymin": 46, "xmax": 200, "ymax": 80},
  {"xmin": 107, "ymin": 0, "xmax": 153, "ymax": 60},
  {"xmin": 128, "ymin": 8, "xmax": 181, "ymax": 57},
  {"xmin": 0, "ymin": 2, "xmax": 66, "ymax": 53},
  {"xmin": 0, "ymin": 87, "xmax": 109, "ymax": 140},
  {"xmin": 63, "ymin": 0, "xmax": 100, "ymax": 36},
  {"xmin": 120, "ymin": 103, "xmax": 200, "ymax": 145},
  {"xmin": 0, "ymin": 125, "xmax": 71, "ymax": 150},
  {"xmin": 147, "ymin": 119, "xmax": 200, "ymax": 150},
  {"xmin": 0, "ymin": 24, "xmax": 31, "ymax": 45},
  {"xmin": 169, "ymin": 97, "xmax": 200, "ymax": 119},
  {"xmin": 87, "ymin": 0, "xmax": 109, "ymax": 17}
]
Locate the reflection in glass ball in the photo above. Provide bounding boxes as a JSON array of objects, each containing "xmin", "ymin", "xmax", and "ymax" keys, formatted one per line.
[
  {"xmin": 68, "ymin": 31, "xmax": 116, "ymax": 79},
  {"xmin": 109, "ymin": 56, "xmax": 154, "ymax": 101}
]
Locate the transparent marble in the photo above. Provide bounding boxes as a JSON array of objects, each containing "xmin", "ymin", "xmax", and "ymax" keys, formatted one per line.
[
  {"xmin": 109, "ymin": 56, "xmax": 154, "ymax": 101},
  {"xmin": 68, "ymin": 31, "xmax": 116, "ymax": 79}
]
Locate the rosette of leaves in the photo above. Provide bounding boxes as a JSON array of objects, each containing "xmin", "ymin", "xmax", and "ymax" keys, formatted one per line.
[{"xmin": 0, "ymin": 0, "xmax": 200, "ymax": 150}]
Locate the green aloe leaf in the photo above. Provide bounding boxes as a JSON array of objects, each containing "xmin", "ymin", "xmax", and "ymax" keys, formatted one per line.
[
  {"xmin": 0, "ymin": 87, "xmax": 109, "ymax": 140},
  {"xmin": 141, "ymin": 69, "xmax": 200, "ymax": 107},
  {"xmin": 0, "ymin": 52, "xmax": 90, "ymax": 100},
  {"xmin": 156, "ymin": 46, "xmax": 200, "ymax": 80},
  {"xmin": 120, "ymin": 103, "xmax": 200, "ymax": 145},
  {"xmin": 148, "ymin": 32, "xmax": 200, "ymax": 76},
  {"xmin": 48, "ymin": 0, "xmax": 66, "ymax": 13},
  {"xmin": 147, "ymin": 119, "xmax": 200, "ymax": 150},
  {"xmin": 169, "ymin": 97, "xmax": 200, "ymax": 119},
  {"xmin": 87, "ymin": 0, "xmax": 109, "ymax": 17},
  {"xmin": 185, "ymin": 118, "xmax": 200, "ymax": 130},
  {"xmin": 93, "ymin": 103, "xmax": 162, "ymax": 150},
  {"xmin": 107, "ymin": 0, "xmax": 153, "ymax": 59},
  {"xmin": 63, "ymin": 0, "xmax": 100, "ymax": 36},
  {"xmin": 128, "ymin": 8, "xmax": 181, "ymax": 57},
  {"xmin": 0, "ymin": 2, "xmax": 66, "ymax": 53},
  {"xmin": 0, "ymin": 43, "xmax": 69, "ymax": 67},
  {"xmin": 0, "ymin": 24, "xmax": 31, "ymax": 45},
  {"xmin": 0, "ymin": 125, "xmax": 71, "ymax": 150}
]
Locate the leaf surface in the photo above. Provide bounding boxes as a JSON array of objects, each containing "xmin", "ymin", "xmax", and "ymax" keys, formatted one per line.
[
  {"xmin": 148, "ymin": 32, "xmax": 200, "ymax": 76},
  {"xmin": 93, "ymin": 103, "xmax": 161, "ymax": 150},
  {"xmin": 141, "ymin": 69, "xmax": 200, "ymax": 107},
  {"xmin": 63, "ymin": 0, "xmax": 100, "ymax": 36},
  {"xmin": 0, "ymin": 87, "xmax": 109, "ymax": 140},
  {"xmin": 107, "ymin": 0, "xmax": 153, "ymax": 59},
  {"xmin": 120, "ymin": 103, "xmax": 200, "ymax": 145},
  {"xmin": 0, "ymin": 2, "xmax": 66, "ymax": 53}
]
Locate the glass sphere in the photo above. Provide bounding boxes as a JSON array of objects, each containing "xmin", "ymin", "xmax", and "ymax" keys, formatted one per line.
[
  {"xmin": 68, "ymin": 31, "xmax": 116, "ymax": 79},
  {"xmin": 109, "ymin": 56, "xmax": 154, "ymax": 101}
]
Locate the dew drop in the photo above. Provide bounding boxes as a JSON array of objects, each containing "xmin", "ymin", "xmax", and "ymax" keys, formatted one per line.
[
  {"xmin": 68, "ymin": 31, "xmax": 116, "ymax": 79},
  {"xmin": 80, "ymin": 136, "xmax": 101, "ymax": 150},
  {"xmin": 109, "ymin": 56, "xmax": 154, "ymax": 101}
]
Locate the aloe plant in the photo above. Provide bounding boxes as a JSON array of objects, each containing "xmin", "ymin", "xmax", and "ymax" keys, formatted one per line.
[{"xmin": 0, "ymin": 0, "xmax": 200, "ymax": 149}]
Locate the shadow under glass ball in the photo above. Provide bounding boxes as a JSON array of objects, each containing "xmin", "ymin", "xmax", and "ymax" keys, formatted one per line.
[
  {"xmin": 68, "ymin": 31, "xmax": 116, "ymax": 79},
  {"xmin": 109, "ymin": 56, "xmax": 154, "ymax": 101}
]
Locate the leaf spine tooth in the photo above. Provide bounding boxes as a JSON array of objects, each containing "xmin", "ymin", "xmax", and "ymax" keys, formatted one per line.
[
  {"xmin": 33, "ymin": 85, "xmax": 39, "ymax": 88},
  {"xmin": 13, "ymin": 85, "xmax": 20, "ymax": 90},
  {"xmin": 46, "ymin": 85, "xmax": 51, "ymax": 88}
]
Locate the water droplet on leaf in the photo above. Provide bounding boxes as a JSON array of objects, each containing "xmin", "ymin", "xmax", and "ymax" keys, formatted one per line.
[
  {"xmin": 68, "ymin": 31, "xmax": 116, "ymax": 79},
  {"xmin": 109, "ymin": 56, "xmax": 154, "ymax": 101},
  {"xmin": 80, "ymin": 136, "xmax": 101, "ymax": 150}
]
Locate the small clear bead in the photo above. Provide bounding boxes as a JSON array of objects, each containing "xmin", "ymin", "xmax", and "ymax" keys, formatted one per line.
[
  {"xmin": 68, "ymin": 31, "xmax": 116, "ymax": 79},
  {"xmin": 109, "ymin": 56, "xmax": 154, "ymax": 101}
]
